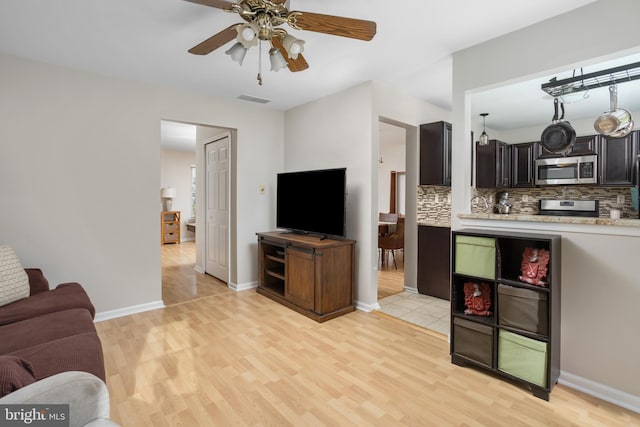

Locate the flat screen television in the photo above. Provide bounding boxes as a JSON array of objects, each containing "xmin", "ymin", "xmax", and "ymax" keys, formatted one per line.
[{"xmin": 276, "ymin": 167, "xmax": 346, "ymax": 238}]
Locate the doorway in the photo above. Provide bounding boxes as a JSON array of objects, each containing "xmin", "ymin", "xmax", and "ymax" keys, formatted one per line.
[
  {"xmin": 160, "ymin": 120, "xmax": 231, "ymax": 306},
  {"xmin": 377, "ymin": 121, "xmax": 406, "ymax": 300}
]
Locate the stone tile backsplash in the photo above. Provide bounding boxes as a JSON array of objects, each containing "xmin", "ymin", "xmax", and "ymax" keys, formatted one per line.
[
  {"xmin": 417, "ymin": 185, "xmax": 639, "ymax": 220},
  {"xmin": 472, "ymin": 186, "xmax": 638, "ymax": 218},
  {"xmin": 417, "ymin": 185, "xmax": 451, "ymax": 224}
]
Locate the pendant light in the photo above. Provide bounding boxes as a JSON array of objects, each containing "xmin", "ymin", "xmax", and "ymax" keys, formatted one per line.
[{"xmin": 479, "ymin": 113, "xmax": 490, "ymax": 146}]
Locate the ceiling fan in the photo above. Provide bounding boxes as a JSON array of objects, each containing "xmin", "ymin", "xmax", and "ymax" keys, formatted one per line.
[{"xmin": 184, "ymin": 0, "xmax": 377, "ymax": 83}]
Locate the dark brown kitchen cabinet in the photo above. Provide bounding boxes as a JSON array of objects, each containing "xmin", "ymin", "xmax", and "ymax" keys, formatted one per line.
[
  {"xmin": 598, "ymin": 131, "xmax": 639, "ymax": 186},
  {"xmin": 417, "ymin": 225, "xmax": 451, "ymax": 300},
  {"xmin": 537, "ymin": 134, "xmax": 598, "ymax": 159},
  {"xmin": 476, "ymin": 139, "xmax": 511, "ymax": 188},
  {"xmin": 420, "ymin": 121, "xmax": 452, "ymax": 186},
  {"xmin": 511, "ymin": 142, "xmax": 538, "ymax": 188}
]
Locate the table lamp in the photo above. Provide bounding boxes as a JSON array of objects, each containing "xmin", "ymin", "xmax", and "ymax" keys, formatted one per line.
[{"xmin": 161, "ymin": 187, "xmax": 176, "ymax": 211}]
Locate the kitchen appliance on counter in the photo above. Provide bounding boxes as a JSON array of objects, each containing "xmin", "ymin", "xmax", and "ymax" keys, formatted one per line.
[
  {"xmin": 535, "ymin": 155, "xmax": 597, "ymax": 186},
  {"xmin": 538, "ymin": 200, "xmax": 599, "ymax": 217}
]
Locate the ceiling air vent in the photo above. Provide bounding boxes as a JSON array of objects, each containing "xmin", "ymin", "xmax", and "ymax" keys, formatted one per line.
[{"xmin": 237, "ymin": 94, "xmax": 271, "ymax": 104}]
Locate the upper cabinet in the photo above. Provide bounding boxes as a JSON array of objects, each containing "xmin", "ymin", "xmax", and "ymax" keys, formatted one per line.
[
  {"xmin": 511, "ymin": 142, "xmax": 538, "ymax": 188},
  {"xmin": 420, "ymin": 121, "xmax": 452, "ymax": 186},
  {"xmin": 476, "ymin": 139, "xmax": 511, "ymax": 188},
  {"xmin": 537, "ymin": 135, "xmax": 598, "ymax": 159},
  {"xmin": 599, "ymin": 131, "xmax": 639, "ymax": 186}
]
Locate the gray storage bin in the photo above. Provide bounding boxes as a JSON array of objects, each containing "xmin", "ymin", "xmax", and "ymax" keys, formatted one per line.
[
  {"xmin": 498, "ymin": 284, "xmax": 548, "ymax": 335},
  {"xmin": 453, "ymin": 317, "xmax": 494, "ymax": 368}
]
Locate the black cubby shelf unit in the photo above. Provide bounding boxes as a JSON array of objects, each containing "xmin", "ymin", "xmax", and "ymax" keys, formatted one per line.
[{"xmin": 450, "ymin": 229, "xmax": 561, "ymax": 401}]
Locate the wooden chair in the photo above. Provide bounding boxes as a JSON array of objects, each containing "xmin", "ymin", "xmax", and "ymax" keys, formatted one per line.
[
  {"xmin": 378, "ymin": 217, "xmax": 404, "ymax": 269},
  {"xmin": 378, "ymin": 212, "xmax": 398, "ymax": 237}
]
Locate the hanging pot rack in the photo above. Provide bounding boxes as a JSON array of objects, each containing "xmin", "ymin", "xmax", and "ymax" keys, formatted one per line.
[{"xmin": 541, "ymin": 61, "xmax": 640, "ymax": 98}]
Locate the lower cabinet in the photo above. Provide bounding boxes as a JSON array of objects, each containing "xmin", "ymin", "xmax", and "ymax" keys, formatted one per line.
[
  {"xmin": 450, "ymin": 229, "xmax": 560, "ymax": 400},
  {"xmin": 417, "ymin": 225, "xmax": 451, "ymax": 300},
  {"xmin": 257, "ymin": 231, "xmax": 355, "ymax": 322}
]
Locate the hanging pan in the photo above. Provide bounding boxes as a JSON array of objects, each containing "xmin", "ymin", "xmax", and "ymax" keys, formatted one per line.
[
  {"xmin": 593, "ymin": 85, "xmax": 634, "ymax": 138},
  {"xmin": 540, "ymin": 98, "xmax": 576, "ymax": 155}
]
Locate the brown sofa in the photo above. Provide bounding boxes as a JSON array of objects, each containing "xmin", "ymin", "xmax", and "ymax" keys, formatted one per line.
[{"xmin": 0, "ymin": 268, "xmax": 105, "ymax": 396}]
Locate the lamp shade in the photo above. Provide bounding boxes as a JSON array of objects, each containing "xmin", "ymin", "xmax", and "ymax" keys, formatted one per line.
[
  {"xmin": 161, "ymin": 187, "xmax": 176, "ymax": 199},
  {"xmin": 269, "ymin": 48, "xmax": 288, "ymax": 72},
  {"xmin": 282, "ymin": 34, "xmax": 305, "ymax": 60},
  {"xmin": 235, "ymin": 23, "xmax": 258, "ymax": 49},
  {"xmin": 225, "ymin": 42, "xmax": 248, "ymax": 65}
]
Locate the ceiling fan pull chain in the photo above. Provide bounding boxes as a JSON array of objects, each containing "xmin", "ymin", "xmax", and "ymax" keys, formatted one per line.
[{"xmin": 257, "ymin": 40, "xmax": 263, "ymax": 85}]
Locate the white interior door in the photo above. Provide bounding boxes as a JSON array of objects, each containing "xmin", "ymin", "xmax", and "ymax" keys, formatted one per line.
[{"xmin": 205, "ymin": 136, "xmax": 229, "ymax": 281}]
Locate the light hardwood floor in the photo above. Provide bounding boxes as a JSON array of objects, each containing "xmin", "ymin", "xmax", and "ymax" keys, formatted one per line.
[
  {"xmin": 377, "ymin": 249, "xmax": 405, "ymax": 300},
  {"xmin": 161, "ymin": 241, "xmax": 231, "ymax": 306},
  {"xmin": 93, "ymin": 245, "xmax": 640, "ymax": 426}
]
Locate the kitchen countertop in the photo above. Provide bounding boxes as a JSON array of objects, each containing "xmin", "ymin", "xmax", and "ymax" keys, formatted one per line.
[
  {"xmin": 458, "ymin": 213, "xmax": 640, "ymax": 227},
  {"xmin": 417, "ymin": 220, "xmax": 451, "ymax": 228}
]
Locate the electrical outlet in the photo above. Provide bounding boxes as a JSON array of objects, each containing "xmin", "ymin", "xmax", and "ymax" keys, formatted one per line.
[
  {"xmin": 434, "ymin": 194, "xmax": 439, "ymax": 203},
  {"xmin": 522, "ymin": 194, "xmax": 529, "ymax": 202},
  {"xmin": 447, "ymin": 194, "xmax": 451, "ymax": 203},
  {"xmin": 259, "ymin": 184, "xmax": 265, "ymax": 194},
  {"xmin": 617, "ymin": 195, "xmax": 625, "ymax": 204}
]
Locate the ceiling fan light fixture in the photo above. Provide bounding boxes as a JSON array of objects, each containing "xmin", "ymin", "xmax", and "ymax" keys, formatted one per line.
[
  {"xmin": 282, "ymin": 34, "xmax": 305, "ymax": 60},
  {"xmin": 235, "ymin": 23, "xmax": 259, "ymax": 48},
  {"xmin": 225, "ymin": 42, "xmax": 248, "ymax": 65},
  {"xmin": 479, "ymin": 113, "xmax": 490, "ymax": 146},
  {"xmin": 269, "ymin": 48, "xmax": 288, "ymax": 72}
]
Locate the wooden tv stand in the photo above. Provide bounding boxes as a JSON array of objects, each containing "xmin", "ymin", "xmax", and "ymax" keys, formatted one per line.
[{"xmin": 256, "ymin": 231, "xmax": 355, "ymax": 322}]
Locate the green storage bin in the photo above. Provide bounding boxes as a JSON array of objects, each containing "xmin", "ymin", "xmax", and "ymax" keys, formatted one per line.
[
  {"xmin": 455, "ymin": 235, "xmax": 496, "ymax": 279},
  {"xmin": 498, "ymin": 330, "xmax": 548, "ymax": 387},
  {"xmin": 453, "ymin": 317, "xmax": 494, "ymax": 368}
]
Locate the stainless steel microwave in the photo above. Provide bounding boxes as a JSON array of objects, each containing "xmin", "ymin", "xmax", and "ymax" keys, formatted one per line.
[{"xmin": 535, "ymin": 155, "xmax": 597, "ymax": 185}]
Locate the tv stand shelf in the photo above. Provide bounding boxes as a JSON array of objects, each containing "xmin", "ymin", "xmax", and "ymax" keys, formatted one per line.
[{"xmin": 257, "ymin": 231, "xmax": 355, "ymax": 322}]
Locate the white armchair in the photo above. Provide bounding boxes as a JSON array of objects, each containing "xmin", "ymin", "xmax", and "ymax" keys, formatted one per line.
[{"xmin": 0, "ymin": 371, "xmax": 119, "ymax": 427}]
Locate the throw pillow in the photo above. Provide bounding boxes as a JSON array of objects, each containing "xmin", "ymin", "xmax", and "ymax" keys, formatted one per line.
[
  {"xmin": 0, "ymin": 355, "xmax": 36, "ymax": 397},
  {"xmin": 0, "ymin": 244, "xmax": 30, "ymax": 307}
]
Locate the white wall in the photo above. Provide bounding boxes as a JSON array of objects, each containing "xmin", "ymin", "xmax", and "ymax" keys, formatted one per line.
[
  {"xmin": 451, "ymin": 0, "xmax": 640, "ymax": 405},
  {"xmin": 284, "ymin": 83, "xmax": 375, "ymax": 306},
  {"xmin": 160, "ymin": 149, "xmax": 195, "ymax": 241},
  {"xmin": 284, "ymin": 81, "xmax": 452, "ymax": 308},
  {"xmin": 0, "ymin": 52, "xmax": 284, "ymax": 313}
]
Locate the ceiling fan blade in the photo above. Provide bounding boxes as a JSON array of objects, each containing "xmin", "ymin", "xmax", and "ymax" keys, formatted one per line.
[
  {"xmin": 182, "ymin": 0, "xmax": 235, "ymax": 10},
  {"xmin": 188, "ymin": 24, "xmax": 238, "ymax": 55},
  {"xmin": 289, "ymin": 11, "xmax": 376, "ymax": 41},
  {"xmin": 271, "ymin": 36, "xmax": 309, "ymax": 72}
]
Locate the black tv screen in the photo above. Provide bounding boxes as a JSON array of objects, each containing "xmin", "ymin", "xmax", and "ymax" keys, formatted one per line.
[{"xmin": 276, "ymin": 168, "xmax": 346, "ymax": 238}]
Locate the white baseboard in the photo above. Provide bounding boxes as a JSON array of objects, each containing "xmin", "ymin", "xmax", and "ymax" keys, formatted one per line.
[
  {"xmin": 560, "ymin": 371, "xmax": 640, "ymax": 414},
  {"xmin": 355, "ymin": 300, "xmax": 380, "ymax": 312},
  {"xmin": 94, "ymin": 300, "xmax": 165, "ymax": 322},
  {"xmin": 229, "ymin": 281, "xmax": 257, "ymax": 292},
  {"xmin": 193, "ymin": 265, "xmax": 204, "ymax": 274}
]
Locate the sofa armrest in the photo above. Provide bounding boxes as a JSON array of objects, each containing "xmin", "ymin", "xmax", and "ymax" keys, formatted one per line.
[
  {"xmin": 0, "ymin": 371, "xmax": 118, "ymax": 427},
  {"xmin": 24, "ymin": 268, "xmax": 50, "ymax": 295}
]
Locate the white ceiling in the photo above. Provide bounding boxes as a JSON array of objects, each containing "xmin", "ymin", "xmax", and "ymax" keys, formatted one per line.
[
  {"xmin": 11, "ymin": 0, "xmax": 636, "ymax": 148},
  {"xmin": 471, "ymin": 51, "xmax": 640, "ymax": 131},
  {"xmin": 0, "ymin": 0, "xmax": 597, "ymax": 116}
]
